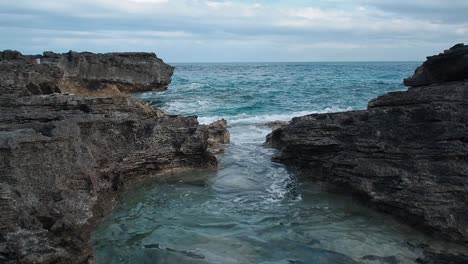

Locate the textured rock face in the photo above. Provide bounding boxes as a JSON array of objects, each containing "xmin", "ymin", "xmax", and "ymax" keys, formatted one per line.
[
  {"xmin": 267, "ymin": 46, "xmax": 468, "ymax": 243},
  {"xmin": 0, "ymin": 51, "xmax": 225, "ymax": 263},
  {"xmin": 0, "ymin": 51, "xmax": 62, "ymax": 97},
  {"xmin": 42, "ymin": 51, "xmax": 174, "ymax": 95},
  {"xmin": 404, "ymin": 43, "xmax": 468, "ymax": 87},
  {"xmin": 205, "ymin": 119, "xmax": 231, "ymax": 154},
  {"xmin": 0, "ymin": 50, "xmax": 174, "ymax": 96}
]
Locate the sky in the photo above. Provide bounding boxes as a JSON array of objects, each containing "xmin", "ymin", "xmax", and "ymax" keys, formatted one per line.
[{"xmin": 0, "ymin": 0, "xmax": 467, "ymax": 62}]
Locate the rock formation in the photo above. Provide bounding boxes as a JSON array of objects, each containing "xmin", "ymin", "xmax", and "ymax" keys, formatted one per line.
[
  {"xmin": 1, "ymin": 50, "xmax": 174, "ymax": 96},
  {"xmin": 205, "ymin": 119, "xmax": 231, "ymax": 154},
  {"xmin": 267, "ymin": 44, "xmax": 468, "ymax": 245},
  {"xmin": 0, "ymin": 50, "xmax": 226, "ymax": 263},
  {"xmin": 404, "ymin": 44, "xmax": 468, "ymax": 87}
]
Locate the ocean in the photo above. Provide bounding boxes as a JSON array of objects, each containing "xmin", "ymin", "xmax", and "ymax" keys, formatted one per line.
[{"xmin": 92, "ymin": 62, "xmax": 465, "ymax": 263}]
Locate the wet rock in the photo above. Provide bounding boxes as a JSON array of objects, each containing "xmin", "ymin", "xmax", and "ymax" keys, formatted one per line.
[
  {"xmin": 361, "ymin": 255, "xmax": 399, "ymax": 264},
  {"xmin": 262, "ymin": 121, "xmax": 290, "ymax": 130},
  {"xmin": 404, "ymin": 43, "xmax": 468, "ymax": 87},
  {"xmin": 205, "ymin": 119, "xmax": 230, "ymax": 154},
  {"xmin": 137, "ymin": 247, "xmax": 210, "ymax": 264},
  {"xmin": 143, "ymin": 243, "xmax": 160, "ymax": 249},
  {"xmin": 416, "ymin": 250, "xmax": 468, "ymax": 264},
  {"xmin": 267, "ymin": 46, "xmax": 468, "ymax": 243},
  {"xmin": 0, "ymin": 51, "xmax": 222, "ymax": 263},
  {"xmin": 165, "ymin": 247, "xmax": 206, "ymax": 259}
]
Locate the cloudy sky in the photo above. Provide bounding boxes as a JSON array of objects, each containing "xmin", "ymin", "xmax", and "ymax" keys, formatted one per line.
[{"xmin": 1, "ymin": 0, "xmax": 467, "ymax": 62}]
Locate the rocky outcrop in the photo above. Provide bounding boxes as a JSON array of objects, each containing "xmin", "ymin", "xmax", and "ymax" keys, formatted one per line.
[
  {"xmin": 404, "ymin": 43, "xmax": 468, "ymax": 86},
  {"xmin": 267, "ymin": 45, "xmax": 468, "ymax": 243},
  {"xmin": 0, "ymin": 51, "xmax": 226, "ymax": 263},
  {"xmin": 0, "ymin": 50, "xmax": 174, "ymax": 96},
  {"xmin": 205, "ymin": 119, "xmax": 230, "ymax": 154}
]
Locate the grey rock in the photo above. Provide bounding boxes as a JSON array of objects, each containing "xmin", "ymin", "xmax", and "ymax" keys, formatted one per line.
[
  {"xmin": 0, "ymin": 50, "xmax": 174, "ymax": 96},
  {"xmin": 0, "ymin": 51, "xmax": 227, "ymax": 263},
  {"xmin": 0, "ymin": 52, "xmax": 63, "ymax": 97},
  {"xmin": 205, "ymin": 119, "xmax": 231, "ymax": 154},
  {"xmin": 267, "ymin": 46, "xmax": 468, "ymax": 244},
  {"xmin": 261, "ymin": 121, "xmax": 290, "ymax": 131}
]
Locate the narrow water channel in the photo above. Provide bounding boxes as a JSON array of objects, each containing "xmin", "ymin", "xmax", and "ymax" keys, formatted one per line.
[{"xmin": 92, "ymin": 62, "xmax": 465, "ymax": 263}]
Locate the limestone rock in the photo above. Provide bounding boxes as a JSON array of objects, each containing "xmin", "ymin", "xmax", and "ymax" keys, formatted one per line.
[
  {"xmin": 0, "ymin": 50, "xmax": 223, "ymax": 263},
  {"xmin": 205, "ymin": 119, "xmax": 230, "ymax": 154},
  {"xmin": 0, "ymin": 50, "xmax": 174, "ymax": 96}
]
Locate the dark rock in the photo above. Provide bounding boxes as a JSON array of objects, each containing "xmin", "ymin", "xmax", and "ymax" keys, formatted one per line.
[
  {"xmin": 143, "ymin": 243, "xmax": 160, "ymax": 249},
  {"xmin": 416, "ymin": 249, "xmax": 468, "ymax": 264},
  {"xmin": 165, "ymin": 247, "xmax": 206, "ymax": 259},
  {"xmin": 0, "ymin": 50, "xmax": 226, "ymax": 263},
  {"xmin": 404, "ymin": 43, "xmax": 468, "ymax": 87},
  {"xmin": 361, "ymin": 255, "xmax": 399, "ymax": 264},
  {"xmin": 0, "ymin": 50, "xmax": 22, "ymax": 60},
  {"xmin": 267, "ymin": 46, "xmax": 468, "ymax": 244}
]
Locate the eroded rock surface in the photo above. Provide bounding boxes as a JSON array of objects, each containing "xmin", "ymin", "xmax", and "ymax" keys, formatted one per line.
[
  {"xmin": 404, "ymin": 43, "xmax": 468, "ymax": 87},
  {"xmin": 1, "ymin": 50, "xmax": 174, "ymax": 96},
  {"xmin": 267, "ymin": 45, "xmax": 468, "ymax": 243},
  {"xmin": 205, "ymin": 119, "xmax": 231, "ymax": 154},
  {"xmin": 0, "ymin": 51, "xmax": 225, "ymax": 263}
]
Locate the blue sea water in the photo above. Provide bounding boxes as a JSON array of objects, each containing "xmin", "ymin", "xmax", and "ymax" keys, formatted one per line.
[
  {"xmin": 139, "ymin": 62, "xmax": 416, "ymax": 124},
  {"xmin": 92, "ymin": 62, "xmax": 467, "ymax": 263}
]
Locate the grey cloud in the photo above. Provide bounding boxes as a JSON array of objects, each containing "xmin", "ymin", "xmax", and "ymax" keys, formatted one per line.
[
  {"xmin": 0, "ymin": 0, "xmax": 466, "ymax": 62},
  {"xmin": 361, "ymin": 0, "xmax": 468, "ymax": 23}
]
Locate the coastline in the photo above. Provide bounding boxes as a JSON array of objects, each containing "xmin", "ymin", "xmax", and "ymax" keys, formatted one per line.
[
  {"xmin": 267, "ymin": 44, "xmax": 468, "ymax": 245},
  {"xmin": 0, "ymin": 50, "xmax": 228, "ymax": 263}
]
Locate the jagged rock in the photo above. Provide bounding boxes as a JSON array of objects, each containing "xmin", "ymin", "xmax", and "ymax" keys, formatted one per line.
[
  {"xmin": 42, "ymin": 51, "xmax": 174, "ymax": 95},
  {"xmin": 404, "ymin": 43, "xmax": 468, "ymax": 87},
  {"xmin": 267, "ymin": 46, "xmax": 468, "ymax": 244},
  {"xmin": 0, "ymin": 51, "xmax": 225, "ymax": 263},
  {"xmin": 0, "ymin": 50, "xmax": 174, "ymax": 96},
  {"xmin": 0, "ymin": 52, "xmax": 63, "ymax": 96},
  {"xmin": 0, "ymin": 94, "xmax": 217, "ymax": 263},
  {"xmin": 205, "ymin": 119, "xmax": 230, "ymax": 154}
]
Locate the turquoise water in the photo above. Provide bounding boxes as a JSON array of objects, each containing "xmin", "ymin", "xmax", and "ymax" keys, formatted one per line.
[{"xmin": 93, "ymin": 62, "xmax": 466, "ymax": 263}]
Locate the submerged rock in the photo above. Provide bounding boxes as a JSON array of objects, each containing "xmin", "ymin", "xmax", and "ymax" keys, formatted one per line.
[
  {"xmin": 416, "ymin": 249, "xmax": 468, "ymax": 264},
  {"xmin": 267, "ymin": 45, "xmax": 468, "ymax": 244},
  {"xmin": 0, "ymin": 51, "xmax": 222, "ymax": 263}
]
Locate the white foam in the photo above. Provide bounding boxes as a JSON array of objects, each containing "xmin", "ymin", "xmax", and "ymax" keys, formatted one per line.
[
  {"xmin": 165, "ymin": 99, "xmax": 219, "ymax": 115},
  {"xmin": 197, "ymin": 106, "xmax": 352, "ymax": 125}
]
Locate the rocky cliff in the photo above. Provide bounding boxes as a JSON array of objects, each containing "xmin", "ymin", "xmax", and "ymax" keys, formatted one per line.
[
  {"xmin": 0, "ymin": 50, "xmax": 174, "ymax": 96},
  {"xmin": 0, "ymin": 51, "xmax": 227, "ymax": 263},
  {"xmin": 267, "ymin": 44, "xmax": 468, "ymax": 244}
]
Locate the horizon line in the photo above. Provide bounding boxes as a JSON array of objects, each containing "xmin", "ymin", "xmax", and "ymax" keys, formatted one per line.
[{"xmin": 168, "ymin": 60, "xmax": 421, "ymax": 64}]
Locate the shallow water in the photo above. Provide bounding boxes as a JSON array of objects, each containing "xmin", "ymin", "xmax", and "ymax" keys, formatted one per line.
[{"xmin": 93, "ymin": 62, "xmax": 466, "ymax": 263}]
